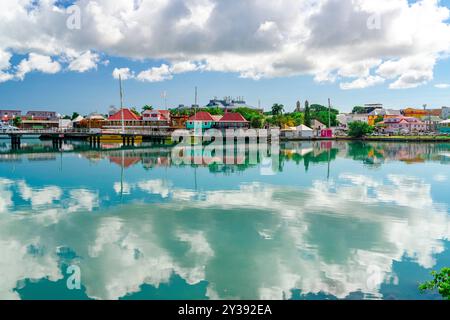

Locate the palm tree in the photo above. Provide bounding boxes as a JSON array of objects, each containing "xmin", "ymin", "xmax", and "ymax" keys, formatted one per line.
[
  {"xmin": 272, "ymin": 103, "xmax": 284, "ymax": 116},
  {"xmin": 142, "ymin": 105, "xmax": 153, "ymax": 112}
]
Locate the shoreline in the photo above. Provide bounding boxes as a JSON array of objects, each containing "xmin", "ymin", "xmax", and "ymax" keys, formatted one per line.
[{"xmin": 281, "ymin": 136, "xmax": 450, "ymax": 142}]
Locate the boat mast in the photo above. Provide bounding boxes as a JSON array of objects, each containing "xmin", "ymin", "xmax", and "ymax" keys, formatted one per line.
[{"xmin": 119, "ymin": 74, "xmax": 125, "ymax": 133}]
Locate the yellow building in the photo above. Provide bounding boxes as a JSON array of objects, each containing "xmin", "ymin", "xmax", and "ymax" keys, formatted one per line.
[
  {"xmin": 368, "ymin": 109, "xmax": 402, "ymax": 126},
  {"xmin": 403, "ymin": 108, "xmax": 441, "ymax": 119}
]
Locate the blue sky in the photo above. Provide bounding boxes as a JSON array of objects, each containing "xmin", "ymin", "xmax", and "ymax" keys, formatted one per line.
[{"xmin": 1, "ymin": 0, "xmax": 450, "ymax": 115}]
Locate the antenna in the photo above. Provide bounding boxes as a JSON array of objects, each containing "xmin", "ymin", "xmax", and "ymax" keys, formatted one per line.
[
  {"xmin": 162, "ymin": 91, "xmax": 168, "ymax": 110},
  {"xmin": 195, "ymin": 86, "xmax": 198, "ymax": 107},
  {"xmin": 119, "ymin": 74, "xmax": 125, "ymax": 133}
]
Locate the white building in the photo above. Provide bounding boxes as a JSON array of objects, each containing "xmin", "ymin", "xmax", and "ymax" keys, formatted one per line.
[
  {"xmin": 442, "ymin": 107, "xmax": 450, "ymax": 120},
  {"xmin": 281, "ymin": 125, "xmax": 314, "ymax": 139},
  {"xmin": 59, "ymin": 119, "xmax": 73, "ymax": 129},
  {"xmin": 337, "ymin": 113, "xmax": 369, "ymax": 128}
]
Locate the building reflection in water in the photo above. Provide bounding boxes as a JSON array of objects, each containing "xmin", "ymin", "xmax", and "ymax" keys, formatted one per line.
[{"xmin": 0, "ymin": 140, "xmax": 449, "ymax": 300}]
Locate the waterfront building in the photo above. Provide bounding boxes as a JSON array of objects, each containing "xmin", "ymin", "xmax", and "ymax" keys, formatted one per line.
[
  {"xmin": 77, "ymin": 113, "xmax": 107, "ymax": 129},
  {"xmin": 20, "ymin": 110, "xmax": 60, "ymax": 129},
  {"xmin": 378, "ymin": 116, "xmax": 426, "ymax": 134},
  {"xmin": 0, "ymin": 110, "xmax": 21, "ymax": 123},
  {"xmin": 439, "ymin": 119, "xmax": 450, "ymax": 134},
  {"xmin": 337, "ymin": 113, "xmax": 369, "ymax": 129},
  {"xmin": 281, "ymin": 125, "xmax": 314, "ymax": 139},
  {"xmin": 25, "ymin": 111, "xmax": 58, "ymax": 120},
  {"xmin": 186, "ymin": 111, "xmax": 250, "ymax": 130},
  {"xmin": 72, "ymin": 115, "xmax": 85, "ymax": 128},
  {"xmin": 421, "ymin": 116, "xmax": 443, "ymax": 132},
  {"xmin": 170, "ymin": 115, "xmax": 189, "ymax": 130},
  {"xmin": 142, "ymin": 110, "xmax": 171, "ymax": 128},
  {"xmin": 402, "ymin": 108, "xmax": 442, "ymax": 119},
  {"xmin": 363, "ymin": 103, "xmax": 384, "ymax": 114},
  {"xmin": 368, "ymin": 109, "xmax": 402, "ymax": 126},
  {"xmin": 59, "ymin": 119, "xmax": 73, "ymax": 130},
  {"xmin": 105, "ymin": 108, "xmax": 142, "ymax": 129},
  {"xmin": 442, "ymin": 107, "xmax": 450, "ymax": 120},
  {"xmin": 21, "ymin": 118, "xmax": 59, "ymax": 129},
  {"xmin": 186, "ymin": 112, "xmax": 215, "ymax": 130},
  {"xmin": 215, "ymin": 112, "xmax": 249, "ymax": 129}
]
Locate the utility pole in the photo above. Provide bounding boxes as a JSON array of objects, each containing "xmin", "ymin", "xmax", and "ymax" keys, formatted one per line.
[
  {"xmin": 195, "ymin": 86, "xmax": 198, "ymax": 111},
  {"xmin": 423, "ymin": 104, "xmax": 428, "ymax": 132},
  {"xmin": 328, "ymin": 98, "xmax": 332, "ymax": 128},
  {"xmin": 162, "ymin": 91, "xmax": 168, "ymax": 110}
]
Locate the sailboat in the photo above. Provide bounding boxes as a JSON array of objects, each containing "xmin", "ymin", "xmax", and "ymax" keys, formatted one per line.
[{"xmin": 101, "ymin": 74, "xmax": 143, "ymax": 144}]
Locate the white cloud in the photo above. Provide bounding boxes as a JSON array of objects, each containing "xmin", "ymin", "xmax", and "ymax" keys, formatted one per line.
[
  {"xmin": 340, "ymin": 75, "xmax": 385, "ymax": 90},
  {"xmin": 0, "ymin": 71, "xmax": 14, "ymax": 83},
  {"xmin": 112, "ymin": 67, "xmax": 134, "ymax": 80},
  {"xmin": 0, "ymin": 0, "xmax": 450, "ymax": 88},
  {"xmin": 136, "ymin": 64, "xmax": 173, "ymax": 82},
  {"xmin": 15, "ymin": 53, "xmax": 61, "ymax": 80},
  {"xmin": 435, "ymin": 83, "xmax": 450, "ymax": 89},
  {"xmin": 0, "ymin": 50, "xmax": 12, "ymax": 70},
  {"xmin": 67, "ymin": 51, "xmax": 100, "ymax": 73}
]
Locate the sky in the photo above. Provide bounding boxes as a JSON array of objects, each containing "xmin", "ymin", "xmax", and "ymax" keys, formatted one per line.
[{"xmin": 0, "ymin": 0, "xmax": 450, "ymax": 115}]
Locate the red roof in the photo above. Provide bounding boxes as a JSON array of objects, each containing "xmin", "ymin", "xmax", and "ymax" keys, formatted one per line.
[
  {"xmin": 219, "ymin": 112, "xmax": 248, "ymax": 122},
  {"xmin": 108, "ymin": 108, "xmax": 141, "ymax": 121},
  {"xmin": 109, "ymin": 156, "xmax": 141, "ymax": 168},
  {"xmin": 188, "ymin": 112, "xmax": 215, "ymax": 121}
]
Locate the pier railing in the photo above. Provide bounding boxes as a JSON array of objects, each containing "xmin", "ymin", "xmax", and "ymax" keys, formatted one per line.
[{"xmin": 0, "ymin": 128, "xmax": 173, "ymax": 136}]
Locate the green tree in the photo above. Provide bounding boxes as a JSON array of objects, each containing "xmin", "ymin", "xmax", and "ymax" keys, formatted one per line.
[
  {"xmin": 291, "ymin": 112, "xmax": 305, "ymax": 126},
  {"xmin": 250, "ymin": 115, "xmax": 265, "ymax": 129},
  {"xmin": 352, "ymin": 106, "xmax": 366, "ymax": 114},
  {"xmin": 12, "ymin": 117, "xmax": 22, "ymax": 128},
  {"xmin": 348, "ymin": 121, "xmax": 374, "ymax": 138},
  {"xmin": 271, "ymin": 103, "xmax": 284, "ymax": 116},
  {"xmin": 142, "ymin": 105, "xmax": 153, "ymax": 112},
  {"xmin": 304, "ymin": 100, "xmax": 311, "ymax": 127},
  {"xmin": 204, "ymin": 107, "xmax": 224, "ymax": 116},
  {"xmin": 374, "ymin": 116, "xmax": 384, "ymax": 124},
  {"xmin": 235, "ymin": 107, "xmax": 263, "ymax": 121},
  {"xmin": 131, "ymin": 107, "xmax": 141, "ymax": 116},
  {"xmin": 71, "ymin": 112, "xmax": 80, "ymax": 120},
  {"xmin": 419, "ymin": 268, "xmax": 450, "ymax": 300}
]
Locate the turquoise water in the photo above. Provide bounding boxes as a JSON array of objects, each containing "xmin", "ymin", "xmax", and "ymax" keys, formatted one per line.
[{"xmin": 0, "ymin": 139, "xmax": 449, "ymax": 300}]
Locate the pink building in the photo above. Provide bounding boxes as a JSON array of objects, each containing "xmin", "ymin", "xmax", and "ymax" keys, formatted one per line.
[{"xmin": 379, "ymin": 116, "xmax": 426, "ymax": 134}]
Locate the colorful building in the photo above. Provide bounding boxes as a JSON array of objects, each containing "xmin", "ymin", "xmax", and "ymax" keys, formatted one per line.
[
  {"xmin": 142, "ymin": 110, "xmax": 171, "ymax": 128},
  {"xmin": 77, "ymin": 113, "xmax": 106, "ymax": 129},
  {"xmin": 439, "ymin": 119, "xmax": 450, "ymax": 134},
  {"xmin": 186, "ymin": 111, "xmax": 251, "ymax": 130},
  {"xmin": 402, "ymin": 108, "xmax": 442, "ymax": 119},
  {"xmin": 378, "ymin": 116, "xmax": 426, "ymax": 134},
  {"xmin": 215, "ymin": 112, "xmax": 249, "ymax": 129},
  {"xmin": 105, "ymin": 108, "xmax": 142, "ymax": 129},
  {"xmin": 25, "ymin": 111, "xmax": 58, "ymax": 120},
  {"xmin": 368, "ymin": 109, "xmax": 402, "ymax": 126},
  {"xmin": 337, "ymin": 114, "xmax": 369, "ymax": 129},
  {"xmin": 0, "ymin": 110, "xmax": 21, "ymax": 123},
  {"xmin": 186, "ymin": 112, "xmax": 215, "ymax": 130}
]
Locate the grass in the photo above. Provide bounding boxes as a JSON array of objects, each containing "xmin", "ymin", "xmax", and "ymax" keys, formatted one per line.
[{"xmin": 364, "ymin": 135, "xmax": 450, "ymax": 141}]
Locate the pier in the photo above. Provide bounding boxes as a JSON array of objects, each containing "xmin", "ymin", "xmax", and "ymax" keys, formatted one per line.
[{"xmin": 1, "ymin": 129, "xmax": 172, "ymax": 146}]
